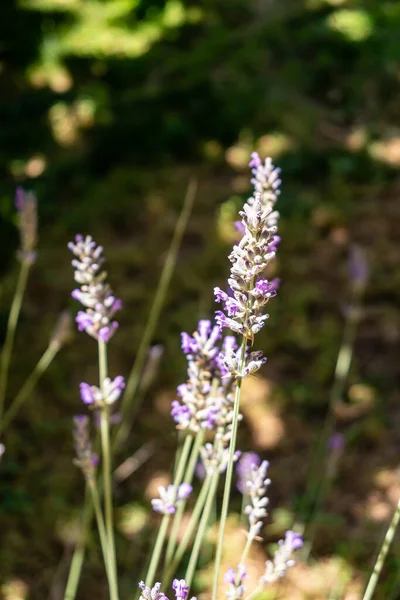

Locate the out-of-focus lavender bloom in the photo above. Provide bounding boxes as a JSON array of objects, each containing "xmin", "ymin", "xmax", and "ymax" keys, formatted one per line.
[
  {"xmin": 200, "ymin": 442, "xmax": 241, "ymax": 476},
  {"xmin": 348, "ymin": 244, "xmax": 369, "ymax": 292},
  {"xmin": 68, "ymin": 235, "xmax": 121, "ymax": 342},
  {"xmin": 244, "ymin": 460, "xmax": 271, "ymax": 540},
  {"xmin": 328, "ymin": 432, "xmax": 345, "ymax": 452},
  {"xmin": 171, "ymin": 320, "xmax": 240, "ymax": 443},
  {"xmin": 224, "ymin": 564, "xmax": 246, "ymax": 600},
  {"xmin": 172, "ymin": 580, "xmax": 189, "ymax": 600},
  {"xmin": 151, "ymin": 482, "xmax": 193, "ymax": 515},
  {"xmin": 261, "ymin": 530, "xmax": 303, "ymax": 584},
  {"xmin": 215, "ymin": 153, "xmax": 281, "ymax": 376},
  {"xmin": 79, "ymin": 376, "xmax": 125, "ymax": 408},
  {"xmin": 236, "ymin": 452, "xmax": 261, "ymax": 493},
  {"xmin": 49, "ymin": 311, "xmax": 74, "ymax": 351},
  {"xmin": 138, "ymin": 581, "xmax": 196, "ymax": 600},
  {"xmin": 138, "ymin": 582, "xmax": 168, "ymax": 600},
  {"xmin": 73, "ymin": 415, "xmax": 98, "ymax": 483},
  {"xmin": 15, "ymin": 187, "xmax": 38, "ymax": 264}
]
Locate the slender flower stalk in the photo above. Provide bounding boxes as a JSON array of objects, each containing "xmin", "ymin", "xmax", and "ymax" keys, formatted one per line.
[
  {"xmin": 117, "ymin": 180, "xmax": 197, "ymax": 445},
  {"xmin": 0, "ymin": 312, "xmax": 73, "ymax": 434},
  {"xmin": 0, "ymin": 189, "xmax": 38, "ymax": 417},
  {"xmin": 363, "ymin": 497, "xmax": 400, "ymax": 600},
  {"xmin": 145, "ymin": 435, "xmax": 193, "ymax": 587},
  {"xmin": 212, "ymin": 152, "xmax": 281, "ymax": 600},
  {"xmin": 64, "ymin": 488, "xmax": 92, "ymax": 600}
]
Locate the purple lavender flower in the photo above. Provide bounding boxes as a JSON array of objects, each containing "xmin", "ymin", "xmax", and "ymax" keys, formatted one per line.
[
  {"xmin": 224, "ymin": 564, "xmax": 247, "ymax": 600},
  {"xmin": 171, "ymin": 320, "xmax": 239, "ymax": 440},
  {"xmin": 79, "ymin": 376, "xmax": 125, "ymax": 408},
  {"xmin": 68, "ymin": 235, "xmax": 121, "ymax": 342},
  {"xmin": 15, "ymin": 187, "xmax": 38, "ymax": 264},
  {"xmin": 348, "ymin": 244, "xmax": 369, "ymax": 292},
  {"xmin": 244, "ymin": 460, "xmax": 271, "ymax": 540},
  {"xmin": 200, "ymin": 442, "xmax": 241, "ymax": 476},
  {"xmin": 172, "ymin": 580, "xmax": 189, "ymax": 600},
  {"xmin": 328, "ymin": 432, "xmax": 345, "ymax": 452},
  {"xmin": 151, "ymin": 482, "xmax": 193, "ymax": 515},
  {"xmin": 73, "ymin": 415, "xmax": 97, "ymax": 482},
  {"xmin": 261, "ymin": 530, "xmax": 303, "ymax": 584},
  {"xmin": 138, "ymin": 582, "xmax": 169, "ymax": 600},
  {"xmin": 236, "ymin": 452, "xmax": 261, "ymax": 493},
  {"xmin": 215, "ymin": 153, "xmax": 281, "ymax": 376}
]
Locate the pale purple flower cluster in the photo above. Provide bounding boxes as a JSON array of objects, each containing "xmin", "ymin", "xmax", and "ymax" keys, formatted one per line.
[
  {"xmin": 200, "ymin": 442, "xmax": 241, "ymax": 476},
  {"xmin": 261, "ymin": 530, "xmax": 303, "ymax": 584},
  {"xmin": 138, "ymin": 580, "xmax": 196, "ymax": 600},
  {"xmin": 214, "ymin": 153, "xmax": 281, "ymax": 376},
  {"xmin": 236, "ymin": 452, "xmax": 261, "ymax": 494},
  {"xmin": 68, "ymin": 235, "xmax": 122, "ymax": 342},
  {"xmin": 171, "ymin": 320, "xmax": 239, "ymax": 440},
  {"xmin": 73, "ymin": 415, "xmax": 98, "ymax": 483},
  {"xmin": 244, "ymin": 460, "xmax": 271, "ymax": 540},
  {"xmin": 15, "ymin": 187, "xmax": 38, "ymax": 264},
  {"xmin": 151, "ymin": 482, "xmax": 193, "ymax": 514},
  {"xmin": 224, "ymin": 564, "xmax": 247, "ymax": 600},
  {"xmin": 79, "ymin": 376, "xmax": 125, "ymax": 408}
]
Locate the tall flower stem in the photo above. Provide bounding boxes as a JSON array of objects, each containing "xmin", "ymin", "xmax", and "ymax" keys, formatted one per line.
[
  {"xmin": 115, "ymin": 180, "xmax": 197, "ymax": 451},
  {"xmin": 98, "ymin": 340, "xmax": 119, "ymax": 600},
  {"xmin": 185, "ymin": 469, "xmax": 220, "ymax": 589},
  {"xmin": 212, "ymin": 336, "xmax": 247, "ymax": 600},
  {"xmin": 363, "ymin": 498, "xmax": 400, "ymax": 600},
  {"xmin": 64, "ymin": 489, "xmax": 92, "ymax": 600},
  {"xmin": 163, "ymin": 473, "xmax": 213, "ymax": 585},
  {"xmin": 89, "ymin": 479, "xmax": 111, "ymax": 583},
  {"xmin": 165, "ymin": 430, "xmax": 204, "ymax": 569},
  {"xmin": 0, "ymin": 259, "xmax": 31, "ymax": 419},
  {"xmin": 145, "ymin": 433, "xmax": 193, "ymax": 588},
  {"xmin": 0, "ymin": 342, "xmax": 58, "ymax": 434}
]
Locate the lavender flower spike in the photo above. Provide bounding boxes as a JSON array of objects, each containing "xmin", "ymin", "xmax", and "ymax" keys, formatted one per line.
[
  {"xmin": 215, "ymin": 153, "xmax": 281, "ymax": 376},
  {"xmin": 244, "ymin": 460, "xmax": 271, "ymax": 540},
  {"xmin": 138, "ymin": 582, "xmax": 169, "ymax": 600},
  {"xmin": 236, "ymin": 452, "xmax": 261, "ymax": 493},
  {"xmin": 73, "ymin": 415, "xmax": 98, "ymax": 483},
  {"xmin": 151, "ymin": 482, "xmax": 193, "ymax": 514},
  {"xmin": 15, "ymin": 187, "xmax": 38, "ymax": 264},
  {"xmin": 224, "ymin": 564, "xmax": 247, "ymax": 600},
  {"xmin": 79, "ymin": 376, "xmax": 125, "ymax": 408},
  {"xmin": 68, "ymin": 235, "xmax": 121, "ymax": 342},
  {"xmin": 261, "ymin": 530, "xmax": 303, "ymax": 584}
]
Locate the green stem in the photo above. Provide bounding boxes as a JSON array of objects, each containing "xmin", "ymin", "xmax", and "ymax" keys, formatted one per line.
[
  {"xmin": 185, "ymin": 469, "xmax": 220, "ymax": 588},
  {"xmin": 165, "ymin": 431, "xmax": 204, "ymax": 569},
  {"xmin": 0, "ymin": 343, "xmax": 58, "ymax": 434},
  {"xmin": 98, "ymin": 340, "xmax": 119, "ymax": 600},
  {"xmin": 363, "ymin": 498, "xmax": 400, "ymax": 600},
  {"xmin": 0, "ymin": 259, "xmax": 31, "ymax": 419},
  {"xmin": 244, "ymin": 585, "xmax": 263, "ymax": 600},
  {"xmin": 145, "ymin": 434, "xmax": 193, "ymax": 587},
  {"xmin": 163, "ymin": 473, "xmax": 213, "ymax": 585},
  {"xmin": 240, "ymin": 535, "xmax": 254, "ymax": 566},
  {"xmin": 89, "ymin": 480, "xmax": 111, "ymax": 583},
  {"xmin": 212, "ymin": 336, "xmax": 247, "ymax": 600},
  {"xmin": 64, "ymin": 490, "xmax": 92, "ymax": 600},
  {"xmin": 115, "ymin": 180, "xmax": 197, "ymax": 451},
  {"xmin": 145, "ymin": 514, "xmax": 171, "ymax": 588}
]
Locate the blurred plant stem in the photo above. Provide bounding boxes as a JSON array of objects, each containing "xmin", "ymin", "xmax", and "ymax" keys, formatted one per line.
[
  {"xmin": 115, "ymin": 179, "xmax": 197, "ymax": 451},
  {"xmin": 145, "ymin": 433, "xmax": 193, "ymax": 588},
  {"xmin": 212, "ymin": 336, "xmax": 247, "ymax": 600},
  {"xmin": 363, "ymin": 498, "xmax": 400, "ymax": 600},
  {"xmin": 165, "ymin": 430, "xmax": 204, "ymax": 570},
  {"xmin": 98, "ymin": 340, "xmax": 119, "ymax": 600},
  {"xmin": 185, "ymin": 468, "xmax": 220, "ymax": 588},
  {"xmin": 0, "ymin": 342, "xmax": 58, "ymax": 434},
  {"xmin": 0, "ymin": 259, "xmax": 31, "ymax": 420},
  {"xmin": 64, "ymin": 488, "xmax": 92, "ymax": 600},
  {"xmin": 89, "ymin": 479, "xmax": 111, "ymax": 583},
  {"xmin": 299, "ymin": 283, "xmax": 364, "ymax": 533},
  {"xmin": 163, "ymin": 473, "xmax": 213, "ymax": 585}
]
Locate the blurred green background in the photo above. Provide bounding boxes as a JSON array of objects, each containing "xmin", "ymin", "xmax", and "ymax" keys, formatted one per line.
[{"xmin": 1, "ymin": 0, "xmax": 400, "ymax": 598}]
